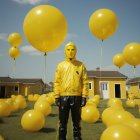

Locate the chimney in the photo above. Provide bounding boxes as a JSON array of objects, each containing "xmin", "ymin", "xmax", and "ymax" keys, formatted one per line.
[{"xmin": 96, "ymin": 67, "xmax": 100, "ymax": 71}]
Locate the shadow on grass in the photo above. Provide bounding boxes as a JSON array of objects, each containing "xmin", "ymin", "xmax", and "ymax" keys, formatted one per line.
[
  {"xmin": 8, "ymin": 114, "xmax": 19, "ymax": 117},
  {"xmin": 49, "ymin": 113, "xmax": 58, "ymax": 117},
  {"xmin": 40, "ymin": 127, "xmax": 56, "ymax": 133},
  {"xmin": 95, "ymin": 119, "xmax": 102, "ymax": 124},
  {"xmin": 0, "ymin": 118, "xmax": 5, "ymax": 123}
]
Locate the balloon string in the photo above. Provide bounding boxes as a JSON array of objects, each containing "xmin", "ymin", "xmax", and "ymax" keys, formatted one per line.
[
  {"xmin": 44, "ymin": 53, "xmax": 47, "ymax": 91},
  {"xmin": 133, "ymin": 66, "xmax": 136, "ymax": 78},
  {"xmin": 13, "ymin": 58, "xmax": 16, "ymax": 78},
  {"xmin": 100, "ymin": 40, "xmax": 103, "ymax": 96}
]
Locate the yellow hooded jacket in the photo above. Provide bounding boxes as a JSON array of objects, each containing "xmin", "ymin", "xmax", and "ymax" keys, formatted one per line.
[{"xmin": 54, "ymin": 59, "xmax": 89, "ymax": 98}]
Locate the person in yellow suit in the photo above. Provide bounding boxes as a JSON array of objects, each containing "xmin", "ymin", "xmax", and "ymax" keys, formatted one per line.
[{"xmin": 54, "ymin": 42, "xmax": 89, "ymax": 140}]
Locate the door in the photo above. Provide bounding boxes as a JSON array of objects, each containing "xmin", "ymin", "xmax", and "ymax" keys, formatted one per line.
[
  {"xmin": 0, "ymin": 86, "xmax": 6, "ymax": 98},
  {"xmin": 115, "ymin": 84, "xmax": 121, "ymax": 98},
  {"xmin": 100, "ymin": 82, "xmax": 109, "ymax": 99}
]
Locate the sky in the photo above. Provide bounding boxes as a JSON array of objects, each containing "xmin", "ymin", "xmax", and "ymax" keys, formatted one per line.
[{"xmin": 0, "ymin": 0, "xmax": 140, "ymax": 83}]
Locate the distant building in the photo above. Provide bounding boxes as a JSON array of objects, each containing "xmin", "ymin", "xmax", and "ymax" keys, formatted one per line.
[
  {"xmin": 87, "ymin": 69, "xmax": 127, "ymax": 99},
  {"xmin": 0, "ymin": 77, "xmax": 45, "ymax": 98},
  {"xmin": 126, "ymin": 77, "xmax": 140, "ymax": 98}
]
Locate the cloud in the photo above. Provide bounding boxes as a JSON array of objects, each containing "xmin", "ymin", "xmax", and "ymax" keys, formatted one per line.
[
  {"xmin": 50, "ymin": 50, "xmax": 62, "ymax": 54},
  {"xmin": 21, "ymin": 45, "xmax": 42, "ymax": 55},
  {"xmin": 0, "ymin": 33, "xmax": 8, "ymax": 41},
  {"xmin": 21, "ymin": 45, "xmax": 62, "ymax": 55},
  {"xmin": 101, "ymin": 65, "xmax": 117, "ymax": 71},
  {"xmin": 12, "ymin": 0, "xmax": 48, "ymax": 5},
  {"xmin": 61, "ymin": 33, "xmax": 78, "ymax": 45}
]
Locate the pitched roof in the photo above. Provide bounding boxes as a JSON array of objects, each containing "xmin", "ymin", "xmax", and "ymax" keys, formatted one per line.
[
  {"xmin": 0, "ymin": 77, "xmax": 44, "ymax": 84},
  {"xmin": 127, "ymin": 77, "xmax": 140, "ymax": 84},
  {"xmin": 87, "ymin": 70, "xmax": 127, "ymax": 79}
]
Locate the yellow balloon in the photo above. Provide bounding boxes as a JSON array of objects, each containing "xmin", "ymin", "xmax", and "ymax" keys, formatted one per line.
[
  {"xmin": 21, "ymin": 109, "xmax": 45, "ymax": 131},
  {"xmin": 0, "ymin": 135, "xmax": 4, "ymax": 140},
  {"xmin": 9, "ymin": 47, "xmax": 20, "ymax": 59},
  {"xmin": 123, "ymin": 118, "xmax": 140, "ymax": 136},
  {"xmin": 107, "ymin": 98, "xmax": 122, "ymax": 108},
  {"xmin": 23, "ymin": 5, "xmax": 68, "ymax": 53},
  {"xmin": 100, "ymin": 124, "xmax": 140, "ymax": 140},
  {"xmin": 34, "ymin": 100, "xmax": 52, "ymax": 116},
  {"xmin": 81, "ymin": 105, "xmax": 100, "ymax": 123},
  {"xmin": 89, "ymin": 9, "xmax": 118, "ymax": 40},
  {"xmin": 0, "ymin": 101, "xmax": 11, "ymax": 117},
  {"xmin": 113, "ymin": 53, "xmax": 126, "ymax": 68},
  {"xmin": 126, "ymin": 99, "xmax": 136, "ymax": 108},
  {"xmin": 106, "ymin": 110, "xmax": 135, "ymax": 127},
  {"xmin": 123, "ymin": 42, "xmax": 140, "ymax": 67},
  {"xmin": 8, "ymin": 32, "xmax": 22, "ymax": 47}
]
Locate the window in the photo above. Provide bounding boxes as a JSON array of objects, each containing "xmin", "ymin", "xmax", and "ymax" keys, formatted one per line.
[
  {"xmin": 101, "ymin": 83, "xmax": 108, "ymax": 90},
  {"xmin": 88, "ymin": 82, "xmax": 92, "ymax": 90},
  {"xmin": 14, "ymin": 86, "xmax": 18, "ymax": 92}
]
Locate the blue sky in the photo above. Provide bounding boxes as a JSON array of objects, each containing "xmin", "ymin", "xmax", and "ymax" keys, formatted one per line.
[{"xmin": 0, "ymin": 0, "xmax": 140, "ymax": 83}]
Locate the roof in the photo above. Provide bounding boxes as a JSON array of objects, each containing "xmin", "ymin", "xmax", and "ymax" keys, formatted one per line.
[
  {"xmin": 127, "ymin": 77, "xmax": 140, "ymax": 84},
  {"xmin": 87, "ymin": 70, "xmax": 127, "ymax": 79},
  {"xmin": 0, "ymin": 77, "xmax": 44, "ymax": 84}
]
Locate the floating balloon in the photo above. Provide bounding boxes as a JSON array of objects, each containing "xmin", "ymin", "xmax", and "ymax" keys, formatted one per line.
[
  {"xmin": 8, "ymin": 32, "xmax": 22, "ymax": 47},
  {"xmin": 113, "ymin": 53, "xmax": 126, "ymax": 68},
  {"xmin": 100, "ymin": 124, "xmax": 140, "ymax": 140},
  {"xmin": 23, "ymin": 5, "xmax": 68, "ymax": 53},
  {"xmin": 123, "ymin": 42, "xmax": 140, "ymax": 67},
  {"xmin": 9, "ymin": 47, "xmax": 20, "ymax": 60},
  {"xmin": 89, "ymin": 8, "xmax": 118, "ymax": 40}
]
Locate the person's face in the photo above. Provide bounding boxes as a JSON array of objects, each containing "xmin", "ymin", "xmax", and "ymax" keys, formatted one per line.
[{"xmin": 65, "ymin": 45, "xmax": 77, "ymax": 59}]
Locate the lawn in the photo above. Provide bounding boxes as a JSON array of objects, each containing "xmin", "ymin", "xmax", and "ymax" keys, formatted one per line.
[{"xmin": 0, "ymin": 99, "xmax": 139, "ymax": 140}]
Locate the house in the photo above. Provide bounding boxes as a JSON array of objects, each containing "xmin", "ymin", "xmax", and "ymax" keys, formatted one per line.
[
  {"xmin": 87, "ymin": 69, "xmax": 127, "ymax": 99},
  {"xmin": 126, "ymin": 77, "xmax": 140, "ymax": 98},
  {"xmin": 0, "ymin": 77, "xmax": 45, "ymax": 98}
]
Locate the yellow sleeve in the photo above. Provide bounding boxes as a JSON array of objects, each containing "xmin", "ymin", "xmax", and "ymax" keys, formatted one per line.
[
  {"xmin": 53, "ymin": 65, "xmax": 61, "ymax": 98},
  {"xmin": 82, "ymin": 64, "xmax": 89, "ymax": 98}
]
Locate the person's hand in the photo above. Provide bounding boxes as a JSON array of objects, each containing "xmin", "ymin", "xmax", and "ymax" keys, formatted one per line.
[
  {"xmin": 81, "ymin": 97, "xmax": 86, "ymax": 107},
  {"xmin": 55, "ymin": 98, "xmax": 60, "ymax": 107}
]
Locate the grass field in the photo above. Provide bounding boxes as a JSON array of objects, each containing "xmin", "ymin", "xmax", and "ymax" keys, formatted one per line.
[{"xmin": 0, "ymin": 99, "xmax": 139, "ymax": 140}]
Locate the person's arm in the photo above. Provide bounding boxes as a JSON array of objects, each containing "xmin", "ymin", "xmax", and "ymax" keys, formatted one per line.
[
  {"xmin": 80, "ymin": 64, "xmax": 89, "ymax": 107},
  {"xmin": 53, "ymin": 65, "xmax": 61, "ymax": 98},
  {"xmin": 81, "ymin": 64, "xmax": 89, "ymax": 98}
]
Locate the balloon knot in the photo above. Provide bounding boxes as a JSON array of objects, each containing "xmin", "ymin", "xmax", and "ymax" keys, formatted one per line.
[{"xmin": 44, "ymin": 53, "xmax": 47, "ymax": 56}]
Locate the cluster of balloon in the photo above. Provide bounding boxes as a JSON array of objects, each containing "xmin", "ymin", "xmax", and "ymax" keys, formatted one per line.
[
  {"xmin": 113, "ymin": 53, "xmax": 126, "ymax": 68},
  {"xmin": 8, "ymin": 32, "xmax": 21, "ymax": 59},
  {"xmin": 8, "ymin": 32, "xmax": 22, "ymax": 77},
  {"xmin": 23, "ymin": 5, "xmax": 68, "ymax": 83}
]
